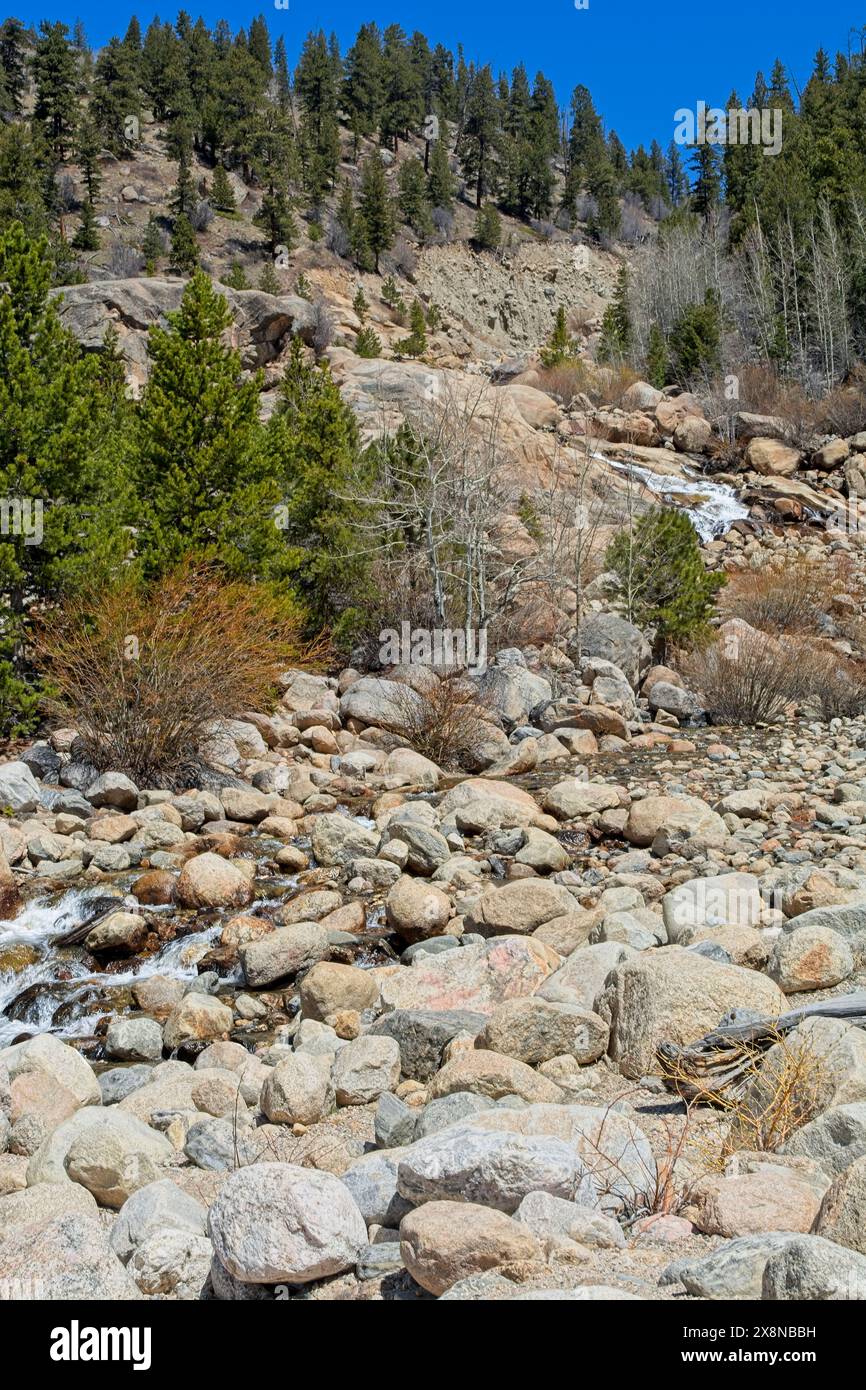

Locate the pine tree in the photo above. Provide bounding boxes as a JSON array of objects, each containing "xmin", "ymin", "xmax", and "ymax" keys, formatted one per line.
[
  {"xmin": 353, "ymin": 286, "xmax": 368, "ymax": 321},
  {"xmin": 72, "ymin": 200, "xmax": 100, "ymax": 251},
  {"xmin": 254, "ymin": 183, "xmax": 297, "ymax": 255},
  {"xmin": 91, "ymin": 35, "xmax": 141, "ymax": 154},
  {"xmin": 171, "ymin": 148, "xmax": 196, "ymax": 218},
  {"xmin": 343, "ymin": 22, "xmax": 384, "ymax": 157},
  {"xmin": 211, "ymin": 164, "xmax": 236, "ymax": 213},
  {"xmin": 222, "ymin": 261, "xmax": 249, "ymax": 289},
  {"xmin": 598, "ymin": 264, "xmax": 633, "ymax": 362},
  {"xmin": 248, "ymin": 15, "xmax": 272, "ymax": 79},
  {"xmin": 668, "ymin": 290, "xmax": 722, "ymax": 381},
  {"xmin": 32, "ymin": 21, "xmax": 80, "ymax": 158},
  {"xmin": 170, "ymin": 214, "xmax": 199, "ymax": 273},
  {"xmin": 0, "ymin": 18, "xmax": 28, "ymax": 118},
  {"xmin": 266, "ymin": 337, "xmax": 369, "ymax": 629},
  {"xmin": 0, "ymin": 221, "xmax": 130, "ymax": 730},
  {"xmin": 355, "ymin": 325, "xmax": 381, "ymax": 358},
  {"xmin": 459, "ymin": 65, "xmax": 498, "ymax": 207},
  {"xmin": 258, "ymin": 260, "xmax": 281, "ymax": 294},
  {"xmin": 396, "ymin": 298, "xmax": 428, "ymax": 356},
  {"xmin": 427, "ymin": 138, "xmax": 455, "ymax": 211},
  {"xmin": 133, "ymin": 270, "xmax": 277, "ymax": 578},
  {"xmin": 381, "ymin": 24, "xmax": 421, "ymax": 153},
  {"xmin": 397, "ymin": 156, "xmax": 432, "ymax": 237},
  {"xmin": 357, "ymin": 150, "xmax": 395, "ymax": 272},
  {"xmin": 142, "ymin": 215, "xmax": 163, "ymax": 273},
  {"xmin": 665, "ymin": 141, "xmax": 688, "ymax": 206},
  {"xmin": 473, "ymin": 202, "xmax": 501, "ymax": 250},
  {"xmin": 540, "ymin": 305, "xmax": 576, "ymax": 367},
  {"xmin": 75, "ymin": 116, "xmax": 103, "ymax": 205},
  {"xmin": 605, "ymin": 507, "xmax": 724, "ymax": 656}
]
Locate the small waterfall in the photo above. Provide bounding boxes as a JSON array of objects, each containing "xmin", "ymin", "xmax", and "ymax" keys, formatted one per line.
[{"xmin": 603, "ymin": 456, "xmax": 750, "ymax": 541}]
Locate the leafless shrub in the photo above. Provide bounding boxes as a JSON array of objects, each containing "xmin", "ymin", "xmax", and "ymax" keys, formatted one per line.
[
  {"xmin": 571, "ymin": 193, "xmax": 597, "ymax": 225},
  {"xmin": 34, "ymin": 565, "xmax": 321, "ymax": 788},
  {"xmin": 109, "ymin": 241, "xmax": 144, "ymax": 277},
  {"xmin": 619, "ymin": 193, "xmax": 652, "ymax": 246},
  {"xmin": 665, "ymin": 1027, "xmax": 826, "ymax": 1166},
  {"xmin": 389, "ymin": 670, "xmax": 498, "ymax": 770},
  {"xmin": 530, "ymin": 218, "xmax": 556, "ymax": 241},
  {"xmin": 799, "ymin": 648, "xmax": 866, "ymax": 719},
  {"xmin": 682, "ymin": 630, "xmax": 806, "ymax": 725},
  {"xmin": 534, "ymin": 362, "xmax": 593, "ymax": 406},
  {"xmin": 310, "ymin": 297, "xmax": 333, "ymax": 355},
  {"xmin": 577, "ymin": 1090, "xmax": 698, "ymax": 1222},
  {"xmin": 190, "ymin": 199, "xmax": 213, "ymax": 233},
  {"xmin": 719, "ymin": 558, "xmax": 839, "ymax": 635}
]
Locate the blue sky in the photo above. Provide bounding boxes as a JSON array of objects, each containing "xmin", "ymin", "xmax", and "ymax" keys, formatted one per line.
[{"xmin": 11, "ymin": 1, "xmax": 866, "ymax": 151}]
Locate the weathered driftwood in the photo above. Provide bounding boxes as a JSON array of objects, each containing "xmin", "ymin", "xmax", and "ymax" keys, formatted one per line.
[{"xmin": 657, "ymin": 992, "xmax": 866, "ymax": 1104}]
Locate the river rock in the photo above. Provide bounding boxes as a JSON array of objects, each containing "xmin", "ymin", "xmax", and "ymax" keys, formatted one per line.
[
  {"xmin": 477, "ymin": 997, "xmax": 608, "ymax": 1065},
  {"xmin": 104, "ymin": 1017, "xmax": 164, "ymax": 1063},
  {"xmin": 385, "ymin": 876, "xmax": 452, "ymax": 942},
  {"xmin": 513, "ymin": 1191, "xmax": 625, "ymax": 1247},
  {"xmin": 378, "ymin": 936, "xmax": 558, "ymax": 1015},
  {"xmin": 400, "ymin": 1200, "xmax": 541, "ymax": 1295},
  {"xmin": 0, "ymin": 1212, "xmax": 142, "ymax": 1299},
  {"xmin": 396, "ymin": 1123, "xmax": 595, "ymax": 1212},
  {"xmin": 596, "ymin": 947, "xmax": 786, "ymax": 1079},
  {"xmin": 333, "ymin": 1035, "xmax": 401, "ymax": 1105},
  {"xmin": 207, "ymin": 1162, "xmax": 367, "ymax": 1283},
  {"xmin": 176, "ymin": 853, "xmax": 254, "ymax": 910},
  {"xmin": 309, "ymin": 813, "xmax": 380, "ymax": 866},
  {"xmin": 371, "ymin": 1009, "xmax": 487, "ymax": 1080},
  {"xmin": 110, "ymin": 1178, "xmax": 208, "ymax": 1263},
  {"xmin": 762, "ymin": 1234, "xmax": 866, "ymax": 1300},
  {"xmin": 163, "ymin": 994, "xmax": 233, "ymax": 1050},
  {"xmin": 240, "ymin": 922, "xmax": 331, "ymax": 987},
  {"xmin": 64, "ymin": 1111, "xmax": 173, "ymax": 1207},
  {"xmin": 624, "ymin": 795, "xmax": 726, "ymax": 850},
  {"xmin": 767, "ymin": 926, "xmax": 853, "ymax": 992},
  {"xmin": 813, "ymin": 1155, "xmax": 866, "ymax": 1253},
  {"xmin": 781, "ymin": 1102, "xmax": 866, "ymax": 1175},
  {"xmin": 260, "ymin": 1054, "xmax": 335, "ymax": 1125},
  {"xmin": 427, "ymin": 1049, "xmax": 563, "ymax": 1104},
  {"xmin": 0, "ymin": 1032, "xmax": 101, "ymax": 1109},
  {"xmin": 467, "ymin": 879, "xmax": 576, "ymax": 936},
  {"xmin": 299, "ymin": 961, "xmax": 380, "ymax": 1022}
]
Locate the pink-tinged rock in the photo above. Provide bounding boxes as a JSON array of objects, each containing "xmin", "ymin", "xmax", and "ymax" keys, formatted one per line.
[{"xmin": 378, "ymin": 936, "xmax": 560, "ymax": 1016}]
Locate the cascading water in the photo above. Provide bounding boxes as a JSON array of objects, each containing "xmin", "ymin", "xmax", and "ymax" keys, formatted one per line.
[
  {"xmin": 603, "ymin": 456, "xmax": 750, "ymax": 541},
  {"xmin": 0, "ymin": 886, "xmax": 228, "ymax": 1047}
]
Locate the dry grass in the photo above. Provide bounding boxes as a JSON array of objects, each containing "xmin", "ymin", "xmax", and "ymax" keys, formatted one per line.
[
  {"xmin": 662, "ymin": 1027, "xmax": 826, "ymax": 1169},
  {"xmin": 34, "ymin": 565, "xmax": 322, "ymax": 787},
  {"xmin": 799, "ymin": 647, "xmax": 866, "ymax": 719},
  {"xmin": 534, "ymin": 362, "xmax": 593, "ymax": 407}
]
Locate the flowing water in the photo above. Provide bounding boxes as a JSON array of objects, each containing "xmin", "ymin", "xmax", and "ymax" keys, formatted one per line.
[{"xmin": 603, "ymin": 456, "xmax": 751, "ymax": 541}]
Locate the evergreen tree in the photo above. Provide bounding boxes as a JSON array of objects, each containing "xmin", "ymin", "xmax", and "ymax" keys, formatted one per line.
[
  {"xmin": 459, "ymin": 65, "xmax": 498, "ymax": 207},
  {"xmin": 32, "ymin": 21, "xmax": 80, "ymax": 158},
  {"xmin": 397, "ymin": 156, "xmax": 432, "ymax": 237},
  {"xmin": 665, "ymin": 141, "xmax": 688, "ymax": 206},
  {"xmin": 668, "ymin": 290, "xmax": 722, "ymax": 381},
  {"xmin": 75, "ymin": 116, "xmax": 102, "ymax": 205},
  {"xmin": 0, "ymin": 221, "xmax": 130, "ymax": 730},
  {"xmin": 381, "ymin": 24, "xmax": 422, "ymax": 153},
  {"xmin": 211, "ymin": 164, "xmax": 236, "ymax": 213},
  {"xmin": 343, "ymin": 22, "xmax": 384, "ymax": 157},
  {"xmin": 540, "ymin": 305, "xmax": 576, "ymax": 366},
  {"xmin": 91, "ymin": 36, "xmax": 141, "ymax": 153},
  {"xmin": 254, "ymin": 182, "xmax": 297, "ymax": 255},
  {"xmin": 606, "ymin": 507, "xmax": 724, "ymax": 656},
  {"xmin": 133, "ymin": 271, "xmax": 277, "ymax": 578},
  {"xmin": 170, "ymin": 213, "xmax": 199, "ymax": 273},
  {"xmin": 248, "ymin": 15, "xmax": 272, "ymax": 80},
  {"xmin": 357, "ymin": 150, "xmax": 395, "ymax": 272},
  {"xmin": 266, "ymin": 337, "xmax": 369, "ymax": 630},
  {"xmin": 598, "ymin": 263, "xmax": 632, "ymax": 361},
  {"xmin": 427, "ymin": 138, "xmax": 455, "ymax": 211},
  {"xmin": 355, "ymin": 324, "xmax": 381, "ymax": 357},
  {"xmin": 142, "ymin": 214, "xmax": 163, "ymax": 274},
  {"xmin": 645, "ymin": 323, "xmax": 668, "ymax": 389},
  {"xmin": 259, "ymin": 260, "xmax": 281, "ymax": 294},
  {"xmin": 352, "ymin": 285, "xmax": 368, "ymax": 321},
  {"xmin": 473, "ymin": 202, "xmax": 501, "ymax": 250},
  {"xmin": 0, "ymin": 18, "xmax": 28, "ymax": 118},
  {"xmin": 690, "ymin": 137, "xmax": 722, "ymax": 220},
  {"xmin": 71, "ymin": 199, "xmax": 99, "ymax": 251},
  {"xmin": 171, "ymin": 147, "xmax": 196, "ymax": 218},
  {"xmin": 396, "ymin": 298, "xmax": 428, "ymax": 356}
]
